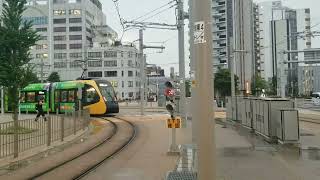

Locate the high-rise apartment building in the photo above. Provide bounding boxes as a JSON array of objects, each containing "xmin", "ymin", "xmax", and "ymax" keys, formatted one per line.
[
  {"xmin": 23, "ymin": 0, "xmax": 106, "ymax": 81},
  {"xmin": 233, "ymin": 0, "xmax": 254, "ymax": 93},
  {"xmin": 211, "ymin": 0, "xmax": 233, "ymax": 70},
  {"xmin": 254, "ymin": 1, "xmax": 311, "ymax": 95}
]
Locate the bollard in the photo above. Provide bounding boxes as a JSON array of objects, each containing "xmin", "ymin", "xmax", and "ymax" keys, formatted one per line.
[
  {"xmin": 47, "ymin": 116, "xmax": 51, "ymax": 146},
  {"xmin": 60, "ymin": 115, "xmax": 64, "ymax": 141},
  {"xmin": 13, "ymin": 120, "xmax": 19, "ymax": 158},
  {"xmin": 73, "ymin": 111, "xmax": 76, "ymax": 135}
]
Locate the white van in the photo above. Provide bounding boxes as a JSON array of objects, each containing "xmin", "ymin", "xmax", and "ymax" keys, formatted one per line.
[{"xmin": 311, "ymin": 92, "xmax": 320, "ymax": 105}]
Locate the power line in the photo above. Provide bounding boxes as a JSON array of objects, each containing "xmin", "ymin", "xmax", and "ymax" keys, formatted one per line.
[
  {"xmin": 140, "ymin": 4, "xmax": 176, "ymax": 22},
  {"xmin": 111, "ymin": 0, "xmax": 126, "ymax": 40},
  {"xmin": 131, "ymin": 0, "xmax": 176, "ymax": 22}
]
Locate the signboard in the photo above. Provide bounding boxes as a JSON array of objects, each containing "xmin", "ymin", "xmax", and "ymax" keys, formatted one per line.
[
  {"xmin": 194, "ymin": 21, "xmax": 206, "ymax": 44},
  {"xmin": 167, "ymin": 117, "xmax": 181, "ymax": 128}
]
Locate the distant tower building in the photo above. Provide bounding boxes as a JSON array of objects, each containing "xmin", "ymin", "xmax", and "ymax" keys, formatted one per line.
[
  {"xmin": 255, "ymin": 1, "xmax": 312, "ymax": 96},
  {"xmin": 211, "ymin": 0, "xmax": 233, "ymax": 71},
  {"xmin": 233, "ymin": 0, "xmax": 254, "ymax": 94}
]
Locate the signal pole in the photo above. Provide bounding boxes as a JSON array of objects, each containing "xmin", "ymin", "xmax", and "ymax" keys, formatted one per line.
[
  {"xmin": 177, "ymin": 0, "xmax": 187, "ymax": 127},
  {"xmin": 193, "ymin": 0, "xmax": 216, "ymax": 179}
]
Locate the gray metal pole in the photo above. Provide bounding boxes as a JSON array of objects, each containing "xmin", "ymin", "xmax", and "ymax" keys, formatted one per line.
[
  {"xmin": 1, "ymin": 86, "xmax": 4, "ymax": 115},
  {"xmin": 139, "ymin": 29, "xmax": 145, "ymax": 115},
  {"xmin": 193, "ymin": 0, "xmax": 216, "ymax": 179},
  {"xmin": 41, "ymin": 58, "xmax": 44, "ymax": 83},
  {"xmin": 189, "ymin": 0, "xmax": 197, "ymax": 145},
  {"xmin": 177, "ymin": 0, "xmax": 186, "ymax": 127}
]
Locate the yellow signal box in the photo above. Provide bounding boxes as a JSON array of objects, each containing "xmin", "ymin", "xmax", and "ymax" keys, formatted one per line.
[{"xmin": 167, "ymin": 117, "xmax": 181, "ymax": 128}]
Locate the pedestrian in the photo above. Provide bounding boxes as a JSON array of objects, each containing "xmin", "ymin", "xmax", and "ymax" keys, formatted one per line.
[{"xmin": 35, "ymin": 98, "xmax": 47, "ymax": 122}]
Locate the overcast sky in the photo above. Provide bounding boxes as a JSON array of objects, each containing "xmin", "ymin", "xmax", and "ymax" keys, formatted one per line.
[{"xmin": 101, "ymin": 0, "xmax": 320, "ymax": 76}]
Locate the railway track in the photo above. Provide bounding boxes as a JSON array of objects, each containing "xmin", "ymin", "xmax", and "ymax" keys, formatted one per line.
[{"xmin": 29, "ymin": 116, "xmax": 137, "ymax": 180}]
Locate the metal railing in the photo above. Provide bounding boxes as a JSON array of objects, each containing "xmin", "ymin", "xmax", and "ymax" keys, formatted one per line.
[{"xmin": 0, "ymin": 110, "xmax": 90, "ymax": 159}]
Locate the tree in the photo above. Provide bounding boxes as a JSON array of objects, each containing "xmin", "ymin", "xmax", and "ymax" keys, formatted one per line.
[
  {"xmin": 47, "ymin": 72, "xmax": 61, "ymax": 82},
  {"xmin": 214, "ymin": 68, "xmax": 239, "ymax": 97},
  {"xmin": 251, "ymin": 75, "xmax": 267, "ymax": 96},
  {"xmin": 0, "ymin": 0, "xmax": 40, "ymax": 126},
  {"xmin": 268, "ymin": 76, "xmax": 277, "ymax": 96}
]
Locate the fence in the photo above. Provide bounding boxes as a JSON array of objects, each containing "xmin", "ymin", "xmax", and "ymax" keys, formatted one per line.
[{"xmin": 0, "ymin": 110, "xmax": 90, "ymax": 159}]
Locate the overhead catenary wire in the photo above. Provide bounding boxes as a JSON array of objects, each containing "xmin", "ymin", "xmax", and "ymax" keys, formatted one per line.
[
  {"xmin": 130, "ymin": 0, "xmax": 176, "ymax": 22},
  {"xmin": 111, "ymin": 0, "xmax": 126, "ymax": 40},
  {"xmin": 140, "ymin": 4, "xmax": 176, "ymax": 22}
]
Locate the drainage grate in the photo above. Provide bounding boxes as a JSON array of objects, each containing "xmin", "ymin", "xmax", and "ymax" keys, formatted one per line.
[{"xmin": 166, "ymin": 171, "xmax": 197, "ymax": 180}]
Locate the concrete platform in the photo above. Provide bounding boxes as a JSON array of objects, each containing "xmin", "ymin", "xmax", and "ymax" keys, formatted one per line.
[{"xmin": 1, "ymin": 113, "xmax": 320, "ymax": 180}]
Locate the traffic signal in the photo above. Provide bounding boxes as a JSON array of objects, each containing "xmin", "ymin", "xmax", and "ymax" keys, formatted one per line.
[{"xmin": 164, "ymin": 81, "xmax": 176, "ymax": 118}]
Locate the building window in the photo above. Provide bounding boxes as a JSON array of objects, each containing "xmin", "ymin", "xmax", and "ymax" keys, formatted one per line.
[
  {"xmin": 22, "ymin": 16, "xmax": 48, "ymax": 25},
  {"xmin": 104, "ymin": 51, "xmax": 117, "ymax": 58},
  {"xmin": 69, "ymin": 35, "xmax": 82, "ymax": 40},
  {"xmin": 69, "ymin": 9, "xmax": 81, "ymax": 15},
  {"xmin": 36, "ymin": 27, "xmax": 47, "ymax": 32},
  {"xmin": 128, "ymin": 60, "xmax": 133, "ymax": 67},
  {"xmin": 70, "ymin": 52, "xmax": 82, "ymax": 58},
  {"xmin": 54, "ymin": 53, "xmax": 67, "ymax": 59},
  {"xmin": 122, "ymin": 81, "xmax": 124, "ymax": 88},
  {"xmin": 54, "ymin": 27, "xmax": 66, "ymax": 32},
  {"xmin": 54, "ymin": 62, "xmax": 67, "ymax": 68},
  {"xmin": 128, "ymin": 92, "xmax": 133, "ymax": 98},
  {"xmin": 88, "ymin": 71, "xmax": 102, "ymax": 77},
  {"xmin": 69, "ymin": 18, "xmax": 82, "ymax": 23},
  {"xmin": 128, "ymin": 51, "xmax": 133, "ymax": 58},
  {"xmin": 54, "ymin": 35, "xmax": 66, "ymax": 41},
  {"xmin": 86, "ymin": 19, "xmax": 92, "ymax": 26},
  {"xmin": 88, "ymin": 52, "xmax": 102, "ymax": 58},
  {"xmin": 53, "ymin": 10, "xmax": 66, "ymax": 16},
  {"xmin": 69, "ymin": 26, "xmax": 82, "ymax": 32},
  {"xmin": 88, "ymin": 60, "xmax": 102, "ymax": 67},
  {"xmin": 128, "ymin": 71, "xmax": 133, "ymax": 77},
  {"xmin": 128, "ymin": 81, "xmax": 133, "ymax": 87},
  {"xmin": 36, "ymin": 44, "xmax": 48, "ymax": 50},
  {"xmin": 69, "ymin": 43, "xmax": 82, "ymax": 49},
  {"xmin": 122, "ymin": 92, "xmax": 124, "ymax": 98},
  {"xmin": 136, "ymin": 81, "xmax": 139, "ymax": 87},
  {"xmin": 104, "ymin": 71, "xmax": 118, "ymax": 77},
  {"xmin": 110, "ymin": 81, "xmax": 118, "ymax": 87},
  {"xmin": 54, "ymin": 44, "xmax": 67, "ymax": 50},
  {"xmin": 40, "ymin": 36, "xmax": 47, "ymax": 40},
  {"xmin": 104, "ymin": 60, "xmax": 117, "ymax": 67},
  {"xmin": 122, "ymin": 71, "xmax": 124, "ymax": 77},
  {"xmin": 86, "ymin": 28, "xmax": 92, "ymax": 34},
  {"xmin": 70, "ymin": 61, "xmax": 82, "ymax": 68},
  {"xmin": 53, "ymin": 18, "xmax": 66, "ymax": 24}
]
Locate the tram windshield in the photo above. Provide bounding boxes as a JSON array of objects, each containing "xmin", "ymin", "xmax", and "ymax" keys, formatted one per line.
[{"xmin": 98, "ymin": 83, "xmax": 116, "ymax": 102}]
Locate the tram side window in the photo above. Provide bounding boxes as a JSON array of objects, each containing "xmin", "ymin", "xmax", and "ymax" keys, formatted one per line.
[
  {"xmin": 55, "ymin": 91, "xmax": 60, "ymax": 102},
  {"xmin": 61, "ymin": 91, "xmax": 68, "ymax": 102},
  {"xmin": 26, "ymin": 92, "xmax": 36, "ymax": 102},
  {"xmin": 312, "ymin": 93, "xmax": 320, "ymax": 98},
  {"xmin": 83, "ymin": 85, "xmax": 99, "ymax": 104},
  {"xmin": 68, "ymin": 91, "xmax": 76, "ymax": 102}
]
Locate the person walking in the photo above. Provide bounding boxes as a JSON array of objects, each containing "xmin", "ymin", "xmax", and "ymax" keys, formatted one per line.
[{"xmin": 35, "ymin": 98, "xmax": 47, "ymax": 122}]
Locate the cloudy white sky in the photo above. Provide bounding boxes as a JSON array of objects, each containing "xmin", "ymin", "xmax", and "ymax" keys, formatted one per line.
[{"xmin": 101, "ymin": 0, "xmax": 320, "ymax": 76}]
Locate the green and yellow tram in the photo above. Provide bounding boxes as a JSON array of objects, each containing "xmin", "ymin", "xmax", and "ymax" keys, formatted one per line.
[{"xmin": 19, "ymin": 79, "xmax": 119, "ymax": 115}]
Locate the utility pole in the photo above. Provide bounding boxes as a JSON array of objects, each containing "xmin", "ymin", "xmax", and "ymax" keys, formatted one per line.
[
  {"xmin": 189, "ymin": 0, "xmax": 198, "ymax": 145},
  {"xmin": 40, "ymin": 58, "xmax": 44, "ymax": 83},
  {"xmin": 177, "ymin": 0, "xmax": 187, "ymax": 127},
  {"xmin": 138, "ymin": 29, "xmax": 165, "ymax": 115},
  {"xmin": 193, "ymin": 0, "xmax": 216, "ymax": 179},
  {"xmin": 139, "ymin": 29, "xmax": 145, "ymax": 115}
]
